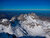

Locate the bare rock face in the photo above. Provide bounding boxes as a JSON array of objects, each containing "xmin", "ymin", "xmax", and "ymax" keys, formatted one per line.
[
  {"xmin": 10, "ymin": 16, "xmax": 17, "ymax": 22},
  {"xmin": 0, "ymin": 19, "xmax": 10, "ymax": 26},
  {"xmin": 0, "ymin": 19, "xmax": 13, "ymax": 34},
  {"xmin": 28, "ymin": 13, "xmax": 36, "ymax": 16},
  {"xmin": 17, "ymin": 14, "xmax": 26, "ymax": 21},
  {"xmin": 28, "ymin": 13, "xmax": 39, "ymax": 19},
  {"xmin": 18, "ymin": 12, "xmax": 50, "ymax": 37},
  {"xmin": 17, "ymin": 13, "xmax": 39, "ymax": 21},
  {"xmin": 24, "ymin": 14, "xmax": 28, "ymax": 17}
]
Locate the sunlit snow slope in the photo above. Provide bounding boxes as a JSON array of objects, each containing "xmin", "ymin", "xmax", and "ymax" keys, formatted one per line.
[{"xmin": 0, "ymin": 13, "xmax": 50, "ymax": 38}]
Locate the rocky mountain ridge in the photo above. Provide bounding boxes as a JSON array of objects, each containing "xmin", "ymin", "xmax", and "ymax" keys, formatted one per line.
[{"xmin": 0, "ymin": 12, "xmax": 50, "ymax": 38}]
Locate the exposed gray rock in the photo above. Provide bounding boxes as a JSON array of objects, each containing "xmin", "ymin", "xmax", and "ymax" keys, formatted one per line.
[
  {"xmin": 0, "ymin": 19, "xmax": 10, "ymax": 26},
  {"xmin": 10, "ymin": 16, "xmax": 17, "ymax": 22},
  {"xmin": 17, "ymin": 14, "xmax": 26, "ymax": 21},
  {"xmin": 17, "ymin": 13, "xmax": 39, "ymax": 21},
  {"xmin": 28, "ymin": 13, "xmax": 39, "ymax": 19}
]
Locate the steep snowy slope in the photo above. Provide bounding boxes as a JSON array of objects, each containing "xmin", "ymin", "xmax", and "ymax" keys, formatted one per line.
[
  {"xmin": 0, "ymin": 19, "xmax": 13, "ymax": 34},
  {"xmin": 0, "ymin": 13, "xmax": 50, "ymax": 38},
  {"xmin": 18, "ymin": 13, "xmax": 50, "ymax": 38}
]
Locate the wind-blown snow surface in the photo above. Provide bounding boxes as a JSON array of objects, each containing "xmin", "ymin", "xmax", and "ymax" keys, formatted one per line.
[{"xmin": 0, "ymin": 13, "xmax": 50, "ymax": 38}]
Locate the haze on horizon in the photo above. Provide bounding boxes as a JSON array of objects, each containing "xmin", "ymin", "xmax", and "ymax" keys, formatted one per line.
[{"xmin": 0, "ymin": 9, "xmax": 50, "ymax": 10}]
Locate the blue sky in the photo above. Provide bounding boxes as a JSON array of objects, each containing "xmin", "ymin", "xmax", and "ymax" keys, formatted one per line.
[{"xmin": 0, "ymin": 0, "xmax": 50, "ymax": 9}]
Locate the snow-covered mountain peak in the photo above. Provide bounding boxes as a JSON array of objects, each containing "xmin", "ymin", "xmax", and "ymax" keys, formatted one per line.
[
  {"xmin": 18, "ymin": 13, "xmax": 50, "ymax": 38},
  {"xmin": 0, "ymin": 13, "xmax": 50, "ymax": 38}
]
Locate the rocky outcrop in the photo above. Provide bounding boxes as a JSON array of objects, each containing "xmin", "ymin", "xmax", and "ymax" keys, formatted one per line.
[
  {"xmin": 17, "ymin": 13, "xmax": 39, "ymax": 21},
  {"xmin": 17, "ymin": 14, "xmax": 26, "ymax": 21},
  {"xmin": 0, "ymin": 19, "xmax": 10, "ymax": 26},
  {"xmin": 0, "ymin": 12, "xmax": 50, "ymax": 38},
  {"xmin": 18, "ymin": 12, "xmax": 50, "ymax": 38},
  {"xmin": 10, "ymin": 16, "xmax": 17, "ymax": 22}
]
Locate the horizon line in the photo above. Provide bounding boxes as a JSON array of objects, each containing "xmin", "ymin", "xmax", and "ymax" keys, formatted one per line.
[{"xmin": 0, "ymin": 9, "xmax": 50, "ymax": 10}]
